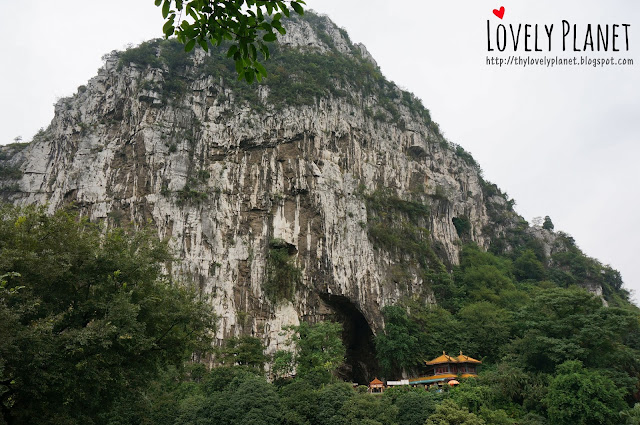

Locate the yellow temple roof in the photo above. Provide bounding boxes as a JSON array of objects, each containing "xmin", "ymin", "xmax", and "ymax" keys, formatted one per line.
[
  {"xmin": 425, "ymin": 351, "xmax": 458, "ymax": 365},
  {"xmin": 425, "ymin": 351, "xmax": 482, "ymax": 365},
  {"xmin": 456, "ymin": 353, "xmax": 482, "ymax": 364}
]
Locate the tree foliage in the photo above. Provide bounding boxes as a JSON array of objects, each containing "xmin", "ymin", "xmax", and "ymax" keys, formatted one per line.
[
  {"xmin": 509, "ymin": 287, "xmax": 640, "ymax": 374},
  {"xmin": 264, "ymin": 242, "xmax": 301, "ymax": 303},
  {"xmin": 0, "ymin": 205, "xmax": 216, "ymax": 425},
  {"xmin": 156, "ymin": 0, "xmax": 305, "ymax": 82},
  {"xmin": 513, "ymin": 249, "xmax": 546, "ymax": 281},
  {"xmin": 384, "ymin": 387, "xmax": 440, "ymax": 425},
  {"xmin": 292, "ymin": 321, "xmax": 345, "ymax": 383},
  {"xmin": 372, "ymin": 237, "xmax": 640, "ymax": 424},
  {"xmin": 375, "ymin": 306, "xmax": 419, "ymax": 375},
  {"xmin": 218, "ymin": 335, "xmax": 267, "ymax": 371},
  {"xmin": 545, "ymin": 361, "xmax": 626, "ymax": 425},
  {"xmin": 457, "ymin": 301, "xmax": 510, "ymax": 362},
  {"xmin": 425, "ymin": 399, "xmax": 485, "ymax": 425}
]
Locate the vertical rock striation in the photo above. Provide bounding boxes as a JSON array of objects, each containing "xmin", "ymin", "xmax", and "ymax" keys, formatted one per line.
[{"xmin": 1, "ymin": 13, "xmax": 530, "ymax": 381}]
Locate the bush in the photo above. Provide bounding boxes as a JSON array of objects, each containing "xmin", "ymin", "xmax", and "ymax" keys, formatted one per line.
[
  {"xmin": 118, "ymin": 40, "xmax": 162, "ymax": 70},
  {"xmin": 0, "ymin": 164, "xmax": 22, "ymax": 180},
  {"xmin": 263, "ymin": 247, "xmax": 301, "ymax": 303},
  {"xmin": 175, "ymin": 184, "xmax": 208, "ymax": 205},
  {"xmin": 452, "ymin": 216, "xmax": 471, "ymax": 239}
]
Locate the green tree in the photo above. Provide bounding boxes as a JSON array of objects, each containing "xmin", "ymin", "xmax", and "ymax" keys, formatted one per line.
[
  {"xmin": 545, "ymin": 360, "xmax": 626, "ymax": 425},
  {"xmin": 278, "ymin": 379, "xmax": 318, "ymax": 424},
  {"xmin": 0, "ymin": 205, "xmax": 216, "ymax": 425},
  {"xmin": 510, "ymin": 288, "xmax": 640, "ymax": 374},
  {"xmin": 220, "ymin": 374, "xmax": 285, "ymax": 425},
  {"xmin": 156, "ymin": 0, "xmax": 305, "ymax": 82},
  {"xmin": 455, "ymin": 245, "xmax": 515, "ymax": 305},
  {"xmin": 425, "ymin": 399, "xmax": 485, "ymax": 425},
  {"xmin": 264, "ymin": 243, "xmax": 301, "ymax": 303},
  {"xmin": 450, "ymin": 379, "xmax": 493, "ymax": 415},
  {"xmin": 620, "ymin": 404, "xmax": 640, "ymax": 424},
  {"xmin": 542, "ymin": 216, "xmax": 554, "ymax": 231},
  {"xmin": 340, "ymin": 392, "xmax": 398, "ymax": 425},
  {"xmin": 105, "ymin": 364, "xmax": 202, "ymax": 425},
  {"xmin": 174, "ymin": 372, "xmax": 286, "ymax": 425},
  {"xmin": 387, "ymin": 388, "xmax": 439, "ymax": 425},
  {"xmin": 513, "ymin": 249, "xmax": 546, "ymax": 281},
  {"xmin": 280, "ymin": 381, "xmax": 355, "ymax": 425},
  {"xmin": 480, "ymin": 362, "xmax": 539, "ymax": 409},
  {"xmin": 218, "ymin": 335, "xmax": 267, "ymax": 371},
  {"xmin": 375, "ymin": 306, "xmax": 419, "ymax": 376},
  {"xmin": 313, "ymin": 382, "xmax": 355, "ymax": 424},
  {"xmin": 404, "ymin": 301, "xmax": 461, "ymax": 359},
  {"xmin": 293, "ymin": 321, "xmax": 345, "ymax": 383},
  {"xmin": 478, "ymin": 407, "xmax": 514, "ymax": 425},
  {"xmin": 271, "ymin": 349, "xmax": 295, "ymax": 381},
  {"xmin": 457, "ymin": 302, "xmax": 510, "ymax": 362}
]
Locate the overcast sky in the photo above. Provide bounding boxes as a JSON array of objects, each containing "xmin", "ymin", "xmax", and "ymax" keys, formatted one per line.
[{"xmin": 1, "ymin": 1, "xmax": 638, "ymax": 302}]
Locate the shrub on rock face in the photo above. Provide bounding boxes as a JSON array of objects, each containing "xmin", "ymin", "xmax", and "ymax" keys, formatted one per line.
[{"xmin": 264, "ymin": 244, "xmax": 301, "ymax": 303}]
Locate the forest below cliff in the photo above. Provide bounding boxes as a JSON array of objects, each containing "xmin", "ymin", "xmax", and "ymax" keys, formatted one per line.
[{"xmin": 2, "ymin": 205, "xmax": 639, "ymax": 425}]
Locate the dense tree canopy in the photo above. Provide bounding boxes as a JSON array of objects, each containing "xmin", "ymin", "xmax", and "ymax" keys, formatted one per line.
[
  {"xmin": 1, "ymin": 205, "xmax": 638, "ymax": 424},
  {"xmin": 0, "ymin": 205, "xmax": 216, "ymax": 425},
  {"xmin": 368, "ymin": 240, "xmax": 640, "ymax": 424},
  {"xmin": 425, "ymin": 399, "xmax": 485, "ymax": 425},
  {"xmin": 292, "ymin": 321, "xmax": 345, "ymax": 383},
  {"xmin": 545, "ymin": 360, "xmax": 627, "ymax": 425},
  {"xmin": 218, "ymin": 335, "xmax": 267, "ymax": 371},
  {"xmin": 375, "ymin": 306, "xmax": 419, "ymax": 375}
]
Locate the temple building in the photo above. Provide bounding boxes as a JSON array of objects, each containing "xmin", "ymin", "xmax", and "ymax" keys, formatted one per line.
[
  {"xmin": 368, "ymin": 377, "xmax": 385, "ymax": 393},
  {"xmin": 408, "ymin": 351, "xmax": 481, "ymax": 387}
]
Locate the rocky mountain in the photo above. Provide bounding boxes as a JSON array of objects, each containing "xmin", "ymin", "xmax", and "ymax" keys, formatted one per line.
[{"xmin": 0, "ymin": 12, "xmax": 625, "ymax": 383}]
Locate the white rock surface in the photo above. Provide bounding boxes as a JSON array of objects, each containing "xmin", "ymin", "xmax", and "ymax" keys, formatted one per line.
[{"xmin": 3, "ymin": 15, "xmax": 506, "ymax": 351}]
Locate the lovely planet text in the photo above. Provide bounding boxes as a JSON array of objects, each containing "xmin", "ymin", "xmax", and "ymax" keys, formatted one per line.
[{"xmin": 487, "ymin": 20, "xmax": 631, "ymax": 52}]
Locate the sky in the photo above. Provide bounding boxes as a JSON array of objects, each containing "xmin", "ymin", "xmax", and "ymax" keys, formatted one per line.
[{"xmin": 0, "ymin": 0, "xmax": 638, "ymax": 301}]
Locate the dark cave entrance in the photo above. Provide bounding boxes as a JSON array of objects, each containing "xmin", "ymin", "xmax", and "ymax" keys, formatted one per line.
[{"xmin": 319, "ymin": 293, "xmax": 380, "ymax": 385}]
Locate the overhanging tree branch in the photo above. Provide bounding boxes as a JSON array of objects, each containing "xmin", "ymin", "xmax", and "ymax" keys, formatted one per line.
[{"xmin": 155, "ymin": 0, "xmax": 305, "ymax": 83}]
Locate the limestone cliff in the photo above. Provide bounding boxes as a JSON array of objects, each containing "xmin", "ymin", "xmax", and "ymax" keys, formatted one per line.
[{"xmin": 0, "ymin": 13, "xmax": 586, "ymax": 382}]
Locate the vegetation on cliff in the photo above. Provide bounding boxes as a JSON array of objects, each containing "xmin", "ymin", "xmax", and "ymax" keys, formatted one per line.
[{"xmin": 114, "ymin": 13, "xmax": 440, "ymax": 138}]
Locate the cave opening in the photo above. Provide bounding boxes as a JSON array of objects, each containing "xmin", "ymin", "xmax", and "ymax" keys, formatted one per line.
[{"xmin": 319, "ymin": 293, "xmax": 379, "ymax": 385}]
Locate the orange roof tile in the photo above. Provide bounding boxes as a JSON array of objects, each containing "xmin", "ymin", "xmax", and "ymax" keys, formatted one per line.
[{"xmin": 369, "ymin": 378, "xmax": 384, "ymax": 385}]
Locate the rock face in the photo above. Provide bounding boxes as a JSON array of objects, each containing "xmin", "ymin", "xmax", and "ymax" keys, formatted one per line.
[{"xmin": 1, "ymin": 13, "xmax": 518, "ymax": 382}]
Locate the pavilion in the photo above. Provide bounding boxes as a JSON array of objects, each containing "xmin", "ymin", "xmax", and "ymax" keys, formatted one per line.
[{"xmin": 408, "ymin": 351, "xmax": 481, "ymax": 386}]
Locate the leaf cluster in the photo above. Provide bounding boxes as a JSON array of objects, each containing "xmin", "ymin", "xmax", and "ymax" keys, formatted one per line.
[{"xmin": 157, "ymin": 0, "xmax": 305, "ymax": 83}]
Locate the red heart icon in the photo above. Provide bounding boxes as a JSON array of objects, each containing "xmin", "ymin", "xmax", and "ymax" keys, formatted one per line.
[{"xmin": 493, "ymin": 6, "xmax": 505, "ymax": 19}]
